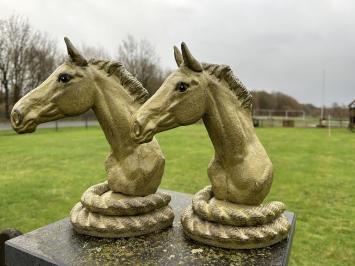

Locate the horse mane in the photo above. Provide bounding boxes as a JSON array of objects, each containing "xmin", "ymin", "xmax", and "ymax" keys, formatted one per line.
[
  {"xmin": 88, "ymin": 59, "xmax": 149, "ymax": 104},
  {"xmin": 202, "ymin": 63, "xmax": 252, "ymax": 110}
]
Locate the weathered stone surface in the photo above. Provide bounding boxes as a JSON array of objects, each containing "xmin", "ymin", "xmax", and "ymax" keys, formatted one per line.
[
  {"xmin": 191, "ymin": 186, "xmax": 286, "ymax": 226},
  {"xmin": 132, "ymin": 42, "xmax": 292, "ymax": 248},
  {"xmin": 181, "ymin": 186, "xmax": 290, "ymax": 249},
  {"xmin": 10, "ymin": 38, "xmax": 169, "ymax": 238},
  {"xmin": 11, "ymin": 37, "xmax": 166, "ymax": 198},
  {"xmin": 70, "ymin": 182, "xmax": 174, "ymax": 238},
  {"xmin": 80, "ymin": 181, "xmax": 172, "ymax": 216},
  {"xmin": 70, "ymin": 203, "xmax": 174, "ymax": 238},
  {"xmin": 6, "ymin": 190, "xmax": 296, "ymax": 266},
  {"xmin": 182, "ymin": 205, "xmax": 290, "ymax": 249}
]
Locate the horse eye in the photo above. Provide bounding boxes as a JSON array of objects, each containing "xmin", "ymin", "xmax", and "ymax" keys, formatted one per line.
[
  {"xmin": 176, "ymin": 82, "xmax": 188, "ymax": 92},
  {"xmin": 58, "ymin": 73, "xmax": 72, "ymax": 83}
]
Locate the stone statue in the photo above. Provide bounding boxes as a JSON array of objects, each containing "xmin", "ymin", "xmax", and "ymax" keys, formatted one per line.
[
  {"xmin": 10, "ymin": 37, "xmax": 174, "ymax": 238},
  {"xmin": 132, "ymin": 42, "xmax": 291, "ymax": 249}
]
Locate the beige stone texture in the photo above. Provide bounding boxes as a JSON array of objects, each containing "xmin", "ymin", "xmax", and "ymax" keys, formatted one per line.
[
  {"xmin": 192, "ymin": 186, "xmax": 286, "ymax": 227},
  {"xmin": 11, "ymin": 37, "xmax": 173, "ymax": 237},
  {"xmin": 181, "ymin": 205, "xmax": 290, "ymax": 249},
  {"xmin": 132, "ymin": 42, "xmax": 291, "ymax": 248},
  {"xmin": 70, "ymin": 202, "xmax": 174, "ymax": 238},
  {"xmin": 81, "ymin": 181, "xmax": 171, "ymax": 216}
]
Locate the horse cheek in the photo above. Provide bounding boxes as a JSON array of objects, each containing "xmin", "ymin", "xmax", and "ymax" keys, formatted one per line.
[
  {"xmin": 55, "ymin": 89, "xmax": 93, "ymax": 115},
  {"xmin": 174, "ymin": 93, "xmax": 205, "ymax": 125}
]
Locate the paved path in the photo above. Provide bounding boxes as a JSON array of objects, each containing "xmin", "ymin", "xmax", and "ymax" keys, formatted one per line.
[{"xmin": 0, "ymin": 120, "xmax": 99, "ymax": 131}]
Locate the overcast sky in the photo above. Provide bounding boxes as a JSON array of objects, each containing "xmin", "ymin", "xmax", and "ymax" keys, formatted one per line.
[{"xmin": 1, "ymin": 0, "xmax": 354, "ymax": 106}]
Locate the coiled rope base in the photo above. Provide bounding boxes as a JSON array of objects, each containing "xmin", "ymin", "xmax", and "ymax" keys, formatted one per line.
[
  {"xmin": 70, "ymin": 182, "xmax": 174, "ymax": 238},
  {"xmin": 181, "ymin": 186, "xmax": 291, "ymax": 249}
]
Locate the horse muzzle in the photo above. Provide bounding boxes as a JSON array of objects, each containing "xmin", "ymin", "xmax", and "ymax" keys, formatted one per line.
[
  {"xmin": 10, "ymin": 108, "xmax": 37, "ymax": 134},
  {"xmin": 131, "ymin": 119, "xmax": 155, "ymax": 144},
  {"xmin": 11, "ymin": 109, "xmax": 22, "ymax": 127}
]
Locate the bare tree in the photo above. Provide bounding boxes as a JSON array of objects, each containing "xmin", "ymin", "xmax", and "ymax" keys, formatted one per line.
[
  {"xmin": 25, "ymin": 32, "xmax": 59, "ymax": 93},
  {"xmin": 0, "ymin": 18, "xmax": 12, "ymax": 118},
  {"xmin": 0, "ymin": 15, "xmax": 59, "ymax": 118},
  {"xmin": 81, "ymin": 44, "xmax": 110, "ymax": 60},
  {"xmin": 5, "ymin": 16, "xmax": 32, "ymax": 104},
  {"xmin": 117, "ymin": 35, "xmax": 166, "ymax": 95}
]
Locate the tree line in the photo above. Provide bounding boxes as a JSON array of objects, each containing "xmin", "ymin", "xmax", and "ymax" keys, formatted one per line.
[
  {"xmin": 0, "ymin": 15, "xmax": 59, "ymax": 119},
  {"xmin": 251, "ymin": 91, "xmax": 349, "ymax": 118},
  {"xmin": 0, "ymin": 15, "xmax": 349, "ymax": 121},
  {"xmin": 0, "ymin": 15, "xmax": 167, "ymax": 120}
]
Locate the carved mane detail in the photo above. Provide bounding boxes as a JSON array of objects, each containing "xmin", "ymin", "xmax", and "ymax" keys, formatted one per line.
[
  {"xmin": 89, "ymin": 59, "xmax": 149, "ymax": 104},
  {"xmin": 202, "ymin": 63, "xmax": 252, "ymax": 109}
]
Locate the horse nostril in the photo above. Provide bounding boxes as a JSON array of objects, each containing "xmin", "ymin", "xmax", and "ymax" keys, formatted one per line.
[
  {"xmin": 11, "ymin": 109, "xmax": 23, "ymax": 126},
  {"xmin": 133, "ymin": 121, "xmax": 141, "ymax": 137}
]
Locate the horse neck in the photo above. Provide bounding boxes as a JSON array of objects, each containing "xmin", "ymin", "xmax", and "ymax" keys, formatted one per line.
[
  {"xmin": 203, "ymin": 82, "xmax": 260, "ymax": 163},
  {"xmin": 92, "ymin": 79, "xmax": 138, "ymax": 159}
]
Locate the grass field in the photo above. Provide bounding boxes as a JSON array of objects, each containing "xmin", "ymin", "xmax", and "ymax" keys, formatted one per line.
[{"xmin": 0, "ymin": 125, "xmax": 354, "ymax": 265}]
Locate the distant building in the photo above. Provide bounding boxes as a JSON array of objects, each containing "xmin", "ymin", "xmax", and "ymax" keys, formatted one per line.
[{"xmin": 349, "ymin": 100, "xmax": 355, "ymax": 131}]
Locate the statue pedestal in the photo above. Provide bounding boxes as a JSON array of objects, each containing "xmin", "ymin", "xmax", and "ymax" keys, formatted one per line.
[{"xmin": 5, "ymin": 190, "xmax": 295, "ymax": 266}]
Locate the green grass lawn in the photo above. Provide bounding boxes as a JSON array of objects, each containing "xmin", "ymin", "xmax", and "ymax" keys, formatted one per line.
[{"xmin": 0, "ymin": 125, "xmax": 354, "ymax": 265}]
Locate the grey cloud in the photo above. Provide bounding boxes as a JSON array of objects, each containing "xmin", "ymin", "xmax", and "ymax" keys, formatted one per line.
[{"xmin": 0, "ymin": 0, "xmax": 353, "ymax": 106}]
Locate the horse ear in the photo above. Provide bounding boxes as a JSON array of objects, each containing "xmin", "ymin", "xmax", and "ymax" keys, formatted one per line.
[
  {"xmin": 174, "ymin": 46, "xmax": 183, "ymax": 67},
  {"xmin": 64, "ymin": 37, "xmax": 88, "ymax": 67},
  {"xmin": 181, "ymin": 42, "xmax": 202, "ymax": 72}
]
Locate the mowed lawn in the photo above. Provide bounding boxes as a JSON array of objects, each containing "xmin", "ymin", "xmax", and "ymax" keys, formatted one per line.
[{"xmin": 0, "ymin": 125, "xmax": 354, "ymax": 265}]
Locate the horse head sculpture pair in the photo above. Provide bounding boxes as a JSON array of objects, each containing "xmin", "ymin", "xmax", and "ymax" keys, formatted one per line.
[{"xmin": 11, "ymin": 38, "xmax": 290, "ymax": 248}]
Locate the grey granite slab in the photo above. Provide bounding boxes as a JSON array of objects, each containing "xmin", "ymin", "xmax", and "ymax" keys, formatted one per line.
[{"xmin": 5, "ymin": 189, "xmax": 295, "ymax": 266}]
